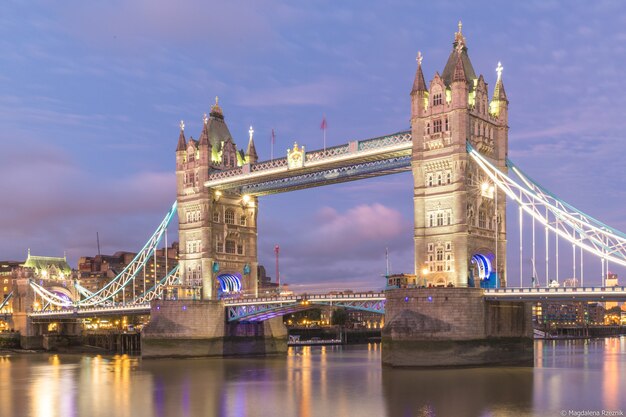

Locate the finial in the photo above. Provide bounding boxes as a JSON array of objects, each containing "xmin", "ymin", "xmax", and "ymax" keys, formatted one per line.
[
  {"xmin": 416, "ymin": 51, "xmax": 423, "ymax": 66},
  {"xmin": 454, "ymin": 20, "xmax": 466, "ymax": 49},
  {"xmin": 180, "ymin": 120, "xmax": 185, "ymax": 131},
  {"xmin": 215, "ymin": 96, "xmax": 219, "ymax": 105},
  {"xmin": 249, "ymin": 125, "xmax": 254, "ymax": 142},
  {"xmin": 496, "ymin": 61, "xmax": 503, "ymax": 81},
  {"xmin": 203, "ymin": 113, "xmax": 208, "ymax": 125},
  {"xmin": 28, "ymin": 248, "xmax": 31, "ymax": 257}
]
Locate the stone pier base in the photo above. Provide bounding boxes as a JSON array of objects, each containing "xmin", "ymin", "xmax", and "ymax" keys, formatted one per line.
[
  {"xmin": 382, "ymin": 288, "xmax": 533, "ymax": 367},
  {"xmin": 141, "ymin": 300, "xmax": 287, "ymax": 358}
]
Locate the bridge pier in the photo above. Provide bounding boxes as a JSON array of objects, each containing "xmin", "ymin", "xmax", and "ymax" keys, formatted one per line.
[
  {"xmin": 141, "ymin": 300, "xmax": 287, "ymax": 358},
  {"xmin": 382, "ymin": 288, "xmax": 533, "ymax": 367}
]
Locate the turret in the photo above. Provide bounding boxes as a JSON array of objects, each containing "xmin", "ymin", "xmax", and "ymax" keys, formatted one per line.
[
  {"xmin": 490, "ymin": 62, "xmax": 508, "ymax": 120},
  {"xmin": 176, "ymin": 120, "xmax": 187, "ymax": 171},
  {"xmin": 410, "ymin": 51, "xmax": 428, "ymax": 118},
  {"xmin": 176, "ymin": 121, "xmax": 187, "ymax": 153},
  {"xmin": 245, "ymin": 126, "xmax": 258, "ymax": 164},
  {"xmin": 198, "ymin": 113, "xmax": 212, "ymax": 165}
]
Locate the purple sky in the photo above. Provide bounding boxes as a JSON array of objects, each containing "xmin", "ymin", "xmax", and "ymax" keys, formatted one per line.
[{"xmin": 1, "ymin": 1, "xmax": 625, "ymax": 290}]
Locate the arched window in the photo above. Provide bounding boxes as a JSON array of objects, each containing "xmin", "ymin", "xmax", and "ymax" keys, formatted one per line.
[
  {"xmin": 427, "ymin": 173, "xmax": 433, "ymax": 187},
  {"xmin": 437, "ymin": 212, "xmax": 444, "ymax": 226},
  {"xmin": 479, "ymin": 210, "xmax": 486, "ymax": 229},
  {"xmin": 437, "ymin": 173, "xmax": 442, "ymax": 186},
  {"xmin": 426, "ymin": 123, "xmax": 430, "ymax": 135},
  {"xmin": 240, "ymin": 215, "xmax": 247, "ymax": 226},
  {"xmin": 446, "ymin": 171, "xmax": 452, "ymax": 184},
  {"xmin": 225, "ymin": 209, "xmax": 235, "ymax": 225},
  {"xmin": 445, "ymin": 117, "xmax": 449, "ymax": 131},
  {"xmin": 436, "ymin": 248, "xmax": 444, "ymax": 261}
]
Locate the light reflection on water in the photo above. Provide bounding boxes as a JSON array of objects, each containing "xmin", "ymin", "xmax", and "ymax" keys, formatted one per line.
[{"xmin": 0, "ymin": 338, "xmax": 625, "ymax": 417}]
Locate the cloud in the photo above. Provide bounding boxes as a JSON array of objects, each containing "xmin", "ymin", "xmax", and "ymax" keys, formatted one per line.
[
  {"xmin": 236, "ymin": 78, "xmax": 348, "ymax": 107},
  {"xmin": 0, "ymin": 141, "xmax": 174, "ymax": 262},
  {"xmin": 258, "ymin": 202, "xmax": 414, "ymax": 287}
]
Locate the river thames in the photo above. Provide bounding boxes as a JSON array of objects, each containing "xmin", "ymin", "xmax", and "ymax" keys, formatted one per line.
[{"xmin": 1, "ymin": 338, "xmax": 625, "ymax": 417}]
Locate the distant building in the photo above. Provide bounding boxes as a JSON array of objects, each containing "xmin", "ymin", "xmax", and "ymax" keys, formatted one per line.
[
  {"xmin": 77, "ymin": 242, "xmax": 179, "ymax": 302},
  {"xmin": 257, "ymin": 265, "xmax": 279, "ymax": 296},
  {"xmin": 22, "ymin": 250, "xmax": 72, "ymax": 279},
  {"xmin": 538, "ymin": 302, "xmax": 605, "ymax": 325},
  {"xmin": 387, "ymin": 273, "xmax": 417, "ymax": 288},
  {"xmin": 0, "ymin": 261, "xmax": 21, "ymax": 309},
  {"xmin": 605, "ymin": 272, "xmax": 619, "ymax": 311}
]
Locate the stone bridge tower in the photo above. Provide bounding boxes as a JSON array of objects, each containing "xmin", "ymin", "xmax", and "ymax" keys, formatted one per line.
[
  {"xmin": 411, "ymin": 23, "xmax": 509, "ymax": 288},
  {"xmin": 176, "ymin": 98, "xmax": 259, "ymax": 300}
]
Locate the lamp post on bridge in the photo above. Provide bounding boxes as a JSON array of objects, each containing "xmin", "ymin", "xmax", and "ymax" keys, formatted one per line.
[{"xmin": 275, "ymin": 244, "xmax": 280, "ymax": 290}]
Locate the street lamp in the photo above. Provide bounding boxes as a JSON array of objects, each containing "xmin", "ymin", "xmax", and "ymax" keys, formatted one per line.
[{"xmin": 421, "ymin": 267, "xmax": 429, "ymax": 287}]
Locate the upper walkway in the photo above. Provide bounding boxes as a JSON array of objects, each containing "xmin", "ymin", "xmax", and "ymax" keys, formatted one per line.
[{"xmin": 204, "ymin": 131, "xmax": 412, "ymax": 195}]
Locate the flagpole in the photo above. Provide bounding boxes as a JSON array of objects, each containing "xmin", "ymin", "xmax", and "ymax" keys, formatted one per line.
[
  {"xmin": 271, "ymin": 128, "xmax": 275, "ymax": 161},
  {"xmin": 321, "ymin": 115, "xmax": 327, "ymax": 152}
]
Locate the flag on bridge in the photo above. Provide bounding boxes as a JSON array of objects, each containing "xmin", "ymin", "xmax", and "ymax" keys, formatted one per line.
[
  {"xmin": 270, "ymin": 128, "xmax": 276, "ymax": 160},
  {"xmin": 320, "ymin": 115, "xmax": 327, "ymax": 150}
]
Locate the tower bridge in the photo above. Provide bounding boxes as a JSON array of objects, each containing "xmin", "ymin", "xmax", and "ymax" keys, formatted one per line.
[{"xmin": 6, "ymin": 23, "xmax": 626, "ymax": 365}]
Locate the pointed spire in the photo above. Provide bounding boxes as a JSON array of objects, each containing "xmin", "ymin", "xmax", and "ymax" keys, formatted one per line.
[
  {"xmin": 493, "ymin": 61, "xmax": 508, "ymax": 101},
  {"xmin": 411, "ymin": 51, "xmax": 427, "ymax": 94},
  {"xmin": 176, "ymin": 120, "xmax": 187, "ymax": 152},
  {"xmin": 246, "ymin": 125, "xmax": 258, "ymax": 163},
  {"xmin": 198, "ymin": 113, "xmax": 210, "ymax": 147},
  {"xmin": 452, "ymin": 52, "xmax": 467, "ymax": 83},
  {"xmin": 441, "ymin": 22, "xmax": 476, "ymax": 86}
]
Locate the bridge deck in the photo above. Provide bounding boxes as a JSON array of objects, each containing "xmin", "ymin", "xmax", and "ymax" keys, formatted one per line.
[
  {"xmin": 204, "ymin": 131, "xmax": 412, "ymax": 195},
  {"xmin": 21, "ymin": 287, "xmax": 626, "ymax": 320}
]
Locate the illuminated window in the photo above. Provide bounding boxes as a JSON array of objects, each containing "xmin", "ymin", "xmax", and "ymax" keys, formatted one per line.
[
  {"xmin": 225, "ymin": 209, "xmax": 235, "ymax": 225},
  {"xmin": 433, "ymin": 119, "xmax": 442, "ymax": 133},
  {"xmin": 479, "ymin": 210, "xmax": 486, "ymax": 229}
]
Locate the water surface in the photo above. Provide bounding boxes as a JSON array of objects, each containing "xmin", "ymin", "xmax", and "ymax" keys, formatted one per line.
[{"xmin": 1, "ymin": 338, "xmax": 625, "ymax": 417}]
